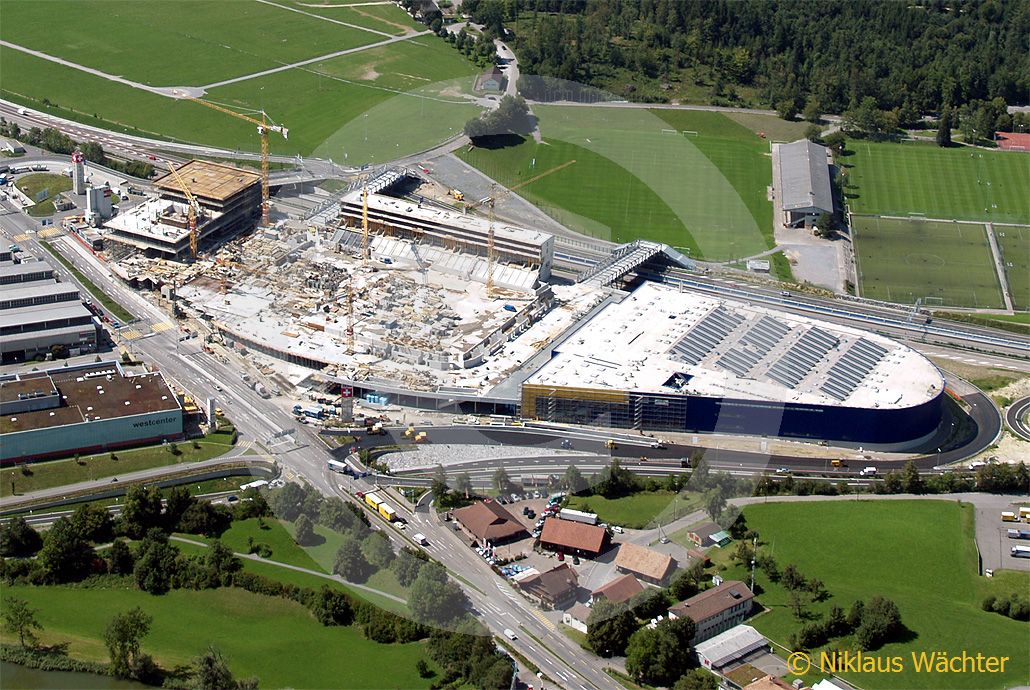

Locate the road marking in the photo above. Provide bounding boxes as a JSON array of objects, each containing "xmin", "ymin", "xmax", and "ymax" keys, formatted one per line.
[
  {"xmin": 531, "ymin": 608, "xmax": 556, "ymax": 632},
  {"xmin": 151, "ymin": 321, "xmax": 175, "ymax": 333},
  {"xmin": 13, "ymin": 233, "xmax": 30, "ymax": 241},
  {"xmin": 120, "ymin": 328, "xmax": 144, "ymax": 340}
]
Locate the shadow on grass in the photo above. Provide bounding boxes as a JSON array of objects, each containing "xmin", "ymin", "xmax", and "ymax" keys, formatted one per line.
[{"xmin": 468, "ymin": 133, "xmax": 527, "ymax": 150}]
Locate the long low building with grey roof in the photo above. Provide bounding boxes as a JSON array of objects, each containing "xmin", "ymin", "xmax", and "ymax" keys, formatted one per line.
[{"xmin": 776, "ymin": 139, "xmax": 833, "ymax": 228}]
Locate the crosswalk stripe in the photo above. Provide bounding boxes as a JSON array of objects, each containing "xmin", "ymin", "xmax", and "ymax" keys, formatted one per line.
[
  {"xmin": 151, "ymin": 322, "xmax": 175, "ymax": 333},
  {"xmin": 532, "ymin": 609, "xmax": 556, "ymax": 632},
  {"xmin": 13, "ymin": 233, "xmax": 30, "ymax": 242},
  {"xmin": 120, "ymin": 329, "xmax": 143, "ymax": 340},
  {"xmin": 38, "ymin": 227, "xmax": 63, "ymax": 239}
]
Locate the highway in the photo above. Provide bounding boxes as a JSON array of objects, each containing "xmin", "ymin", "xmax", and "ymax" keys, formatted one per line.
[{"xmin": 1007, "ymin": 396, "xmax": 1030, "ymax": 442}]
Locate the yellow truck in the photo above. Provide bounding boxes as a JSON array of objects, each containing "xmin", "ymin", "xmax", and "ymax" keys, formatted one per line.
[
  {"xmin": 378, "ymin": 503, "xmax": 397, "ymax": 522},
  {"xmin": 365, "ymin": 492, "xmax": 383, "ymax": 510},
  {"xmin": 415, "ymin": 431, "xmax": 428, "ymax": 443},
  {"xmin": 604, "ymin": 439, "xmax": 617, "ymax": 450},
  {"xmin": 1002, "ymin": 511, "xmax": 1017, "ymax": 522},
  {"xmin": 1019, "ymin": 507, "xmax": 1030, "ymax": 522}
]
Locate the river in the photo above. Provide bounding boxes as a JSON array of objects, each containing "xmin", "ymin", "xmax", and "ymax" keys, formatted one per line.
[{"xmin": 0, "ymin": 661, "xmax": 152, "ymax": 689}]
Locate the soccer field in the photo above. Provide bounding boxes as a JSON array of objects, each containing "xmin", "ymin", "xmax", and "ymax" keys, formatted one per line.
[
  {"xmin": 459, "ymin": 106, "xmax": 775, "ymax": 260},
  {"xmin": 853, "ymin": 216, "xmax": 1005, "ymax": 308},
  {"xmin": 996, "ymin": 225, "xmax": 1030, "ymax": 311},
  {"xmin": 847, "ymin": 142, "xmax": 1030, "ymax": 225}
]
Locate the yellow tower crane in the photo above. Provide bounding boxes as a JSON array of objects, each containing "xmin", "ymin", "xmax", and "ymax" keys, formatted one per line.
[
  {"xmin": 173, "ymin": 93, "xmax": 288, "ymax": 228},
  {"xmin": 361, "ymin": 187, "xmax": 370, "ymax": 263},
  {"xmin": 466, "ymin": 184, "xmax": 511, "ymax": 296},
  {"xmin": 165, "ymin": 162, "xmax": 201, "ymax": 258}
]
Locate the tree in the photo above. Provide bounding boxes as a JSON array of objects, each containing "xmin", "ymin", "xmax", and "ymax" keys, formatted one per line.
[
  {"xmin": 0, "ymin": 516, "xmax": 43, "ymax": 557},
  {"xmin": 687, "ymin": 457, "xmax": 710, "ymax": 491},
  {"xmin": 492, "ymin": 467, "xmax": 514, "ymax": 495},
  {"xmin": 563, "ymin": 464, "xmax": 589, "ymax": 494},
  {"xmin": 630, "ymin": 588, "xmax": 669, "ymax": 620},
  {"xmin": 596, "ymin": 458, "xmax": 639, "ymax": 498},
  {"xmin": 409, "ymin": 561, "xmax": 468, "ymax": 627},
  {"xmin": 294, "ymin": 514, "xmax": 316, "ymax": 546},
  {"xmin": 2, "ymin": 596, "xmax": 42, "ymax": 648},
  {"xmin": 803, "ymin": 97, "xmax": 822, "ymax": 123},
  {"xmin": 431, "ymin": 464, "xmax": 450, "ymax": 503},
  {"xmin": 822, "ymin": 130, "xmax": 847, "ymax": 155},
  {"xmin": 36, "ymin": 517, "xmax": 95, "ymax": 583},
  {"xmin": 804, "ymin": 123, "xmax": 823, "ymax": 142},
  {"xmin": 392, "ymin": 547, "xmax": 425, "ymax": 587},
  {"xmin": 133, "ymin": 529, "xmax": 180, "ymax": 594},
  {"xmin": 586, "ymin": 599, "xmax": 637, "ymax": 657},
  {"xmin": 105, "ymin": 607, "xmax": 152, "ymax": 678},
  {"xmin": 163, "ymin": 485, "xmax": 196, "ymax": 531},
  {"xmin": 333, "ymin": 534, "xmax": 373, "ymax": 583},
  {"xmin": 310, "ymin": 586, "xmax": 353, "ymax": 627},
  {"xmin": 936, "ymin": 108, "xmax": 953, "ymax": 147},
  {"xmin": 825, "ymin": 604, "xmax": 850, "ymax": 637},
  {"xmin": 674, "ymin": 668, "xmax": 719, "ymax": 690},
  {"xmin": 453, "ymin": 472, "xmax": 473, "ymax": 498},
  {"xmin": 71, "ymin": 502, "xmax": 114, "ymax": 543},
  {"xmin": 205, "ymin": 540, "xmax": 241, "ymax": 586},
  {"xmin": 107, "ymin": 538, "xmax": 135, "ymax": 575},
  {"xmin": 190, "ymin": 646, "xmax": 258, "ymax": 690},
  {"xmin": 361, "ymin": 531, "xmax": 395, "ymax": 569},
  {"xmin": 625, "ymin": 621, "xmax": 692, "ymax": 686},
  {"xmin": 704, "ymin": 487, "xmax": 726, "ymax": 521},
  {"xmin": 120, "ymin": 485, "xmax": 164, "ymax": 539},
  {"xmin": 177, "ymin": 502, "xmax": 231, "ymax": 537},
  {"xmin": 900, "ymin": 460, "xmax": 925, "ymax": 494},
  {"xmin": 776, "ymin": 98, "xmax": 799, "ymax": 121},
  {"xmin": 267, "ymin": 482, "xmax": 306, "ymax": 522},
  {"xmin": 855, "ymin": 596, "xmax": 903, "ymax": 650}
]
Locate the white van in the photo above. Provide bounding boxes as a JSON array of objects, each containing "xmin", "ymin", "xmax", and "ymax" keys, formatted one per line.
[
  {"xmin": 503, "ymin": 628, "xmax": 517, "ymax": 641},
  {"xmin": 412, "ymin": 533, "xmax": 428, "ymax": 546},
  {"xmin": 859, "ymin": 466, "xmax": 877, "ymax": 477}
]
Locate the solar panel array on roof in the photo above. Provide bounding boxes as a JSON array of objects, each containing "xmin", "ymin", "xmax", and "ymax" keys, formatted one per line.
[
  {"xmin": 820, "ymin": 339, "xmax": 889, "ymax": 401},
  {"xmin": 766, "ymin": 327, "xmax": 838, "ymax": 389},
  {"xmin": 670, "ymin": 306, "xmax": 744, "ymax": 365},
  {"xmin": 716, "ymin": 316, "xmax": 793, "ymax": 377}
]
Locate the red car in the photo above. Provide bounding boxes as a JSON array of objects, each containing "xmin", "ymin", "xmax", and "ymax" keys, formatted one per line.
[
  {"xmin": 355, "ymin": 491, "xmax": 364, "ymax": 499},
  {"xmin": 147, "ymin": 154, "xmax": 157, "ymax": 161}
]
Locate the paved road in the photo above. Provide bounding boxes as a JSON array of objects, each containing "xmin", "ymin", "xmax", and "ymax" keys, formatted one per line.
[{"xmin": 1006, "ymin": 397, "xmax": 1030, "ymax": 442}]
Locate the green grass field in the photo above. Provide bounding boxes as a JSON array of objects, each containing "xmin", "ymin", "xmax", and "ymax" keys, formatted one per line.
[
  {"xmin": 565, "ymin": 490, "xmax": 703, "ymax": 529},
  {"xmin": 722, "ymin": 500, "xmax": 1029, "ymax": 690},
  {"xmin": 0, "ymin": 0, "xmax": 384, "ymax": 86},
  {"xmin": 0, "ymin": 435, "xmax": 236, "ymax": 498},
  {"xmin": 853, "ymin": 217, "xmax": 1005, "ymax": 308},
  {"xmin": 846, "ymin": 142, "xmax": 1030, "ymax": 225},
  {"xmin": 0, "ymin": 10, "xmax": 478, "ymax": 162},
  {"xmin": 0, "ymin": 585, "xmax": 433, "ymax": 689},
  {"xmin": 995, "ymin": 225, "xmax": 1030, "ymax": 311},
  {"xmin": 458, "ymin": 106, "xmax": 775, "ymax": 260},
  {"xmin": 285, "ymin": 0, "xmax": 423, "ymax": 35},
  {"xmin": 14, "ymin": 173, "xmax": 71, "ymax": 217}
]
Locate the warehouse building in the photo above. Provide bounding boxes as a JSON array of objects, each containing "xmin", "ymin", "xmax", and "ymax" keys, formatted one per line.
[
  {"xmin": 108, "ymin": 160, "xmax": 261, "ymax": 259},
  {"xmin": 0, "ymin": 260, "xmax": 99, "ymax": 363},
  {"xmin": 521, "ymin": 282, "xmax": 945, "ymax": 446},
  {"xmin": 0, "ymin": 361, "xmax": 183, "ymax": 464},
  {"xmin": 776, "ymin": 139, "xmax": 833, "ymax": 228},
  {"xmin": 338, "ymin": 191, "xmax": 554, "ymax": 282}
]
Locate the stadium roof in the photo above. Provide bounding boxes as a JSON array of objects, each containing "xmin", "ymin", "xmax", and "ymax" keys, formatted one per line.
[
  {"xmin": 523, "ymin": 282, "xmax": 943, "ymax": 409},
  {"xmin": 778, "ymin": 139, "xmax": 833, "ymax": 212},
  {"xmin": 154, "ymin": 160, "xmax": 260, "ymax": 202}
]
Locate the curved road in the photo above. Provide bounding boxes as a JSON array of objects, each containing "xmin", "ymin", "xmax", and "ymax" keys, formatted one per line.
[{"xmin": 1006, "ymin": 396, "xmax": 1030, "ymax": 442}]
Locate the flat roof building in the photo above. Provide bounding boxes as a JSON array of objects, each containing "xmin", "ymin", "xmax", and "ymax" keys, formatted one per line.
[
  {"xmin": 521, "ymin": 282, "xmax": 945, "ymax": 446},
  {"xmin": 1, "ymin": 361, "xmax": 183, "ymax": 463},
  {"xmin": 694, "ymin": 624, "xmax": 769, "ymax": 670},
  {"xmin": 339, "ymin": 191, "xmax": 554, "ymax": 282},
  {"xmin": 776, "ymin": 139, "xmax": 833, "ymax": 228}
]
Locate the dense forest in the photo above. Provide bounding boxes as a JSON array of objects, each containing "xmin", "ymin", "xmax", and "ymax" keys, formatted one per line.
[{"xmin": 461, "ymin": 0, "xmax": 1029, "ymax": 115}]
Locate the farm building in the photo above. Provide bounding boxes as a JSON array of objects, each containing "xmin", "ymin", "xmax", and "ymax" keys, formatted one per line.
[
  {"xmin": 513, "ymin": 563, "xmax": 579, "ymax": 610},
  {"xmin": 614, "ymin": 542, "xmax": 677, "ymax": 585},
  {"xmin": 520, "ymin": 282, "xmax": 945, "ymax": 447},
  {"xmin": 451, "ymin": 499, "xmax": 528, "ymax": 546},
  {"xmin": 776, "ymin": 139, "xmax": 833, "ymax": 228},
  {"xmin": 476, "ymin": 67, "xmax": 506, "ymax": 93},
  {"xmin": 686, "ymin": 522, "xmax": 731, "ymax": 549},
  {"xmin": 591, "ymin": 573, "xmax": 645, "ymax": 605},
  {"xmin": 668, "ymin": 580, "xmax": 755, "ymax": 644},
  {"xmin": 562, "ymin": 603, "xmax": 592, "ymax": 633},
  {"xmin": 538, "ymin": 518, "xmax": 610, "ymax": 558}
]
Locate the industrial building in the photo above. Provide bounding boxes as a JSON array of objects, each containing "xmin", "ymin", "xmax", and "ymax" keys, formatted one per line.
[
  {"xmin": 0, "ymin": 360, "xmax": 183, "ymax": 463},
  {"xmin": 521, "ymin": 282, "xmax": 945, "ymax": 446},
  {"xmin": 0, "ymin": 260, "xmax": 99, "ymax": 363},
  {"xmin": 107, "ymin": 160, "xmax": 261, "ymax": 259},
  {"xmin": 776, "ymin": 139, "xmax": 833, "ymax": 228}
]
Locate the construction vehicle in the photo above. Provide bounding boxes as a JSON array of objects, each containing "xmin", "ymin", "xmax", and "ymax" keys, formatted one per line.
[
  {"xmin": 404, "ymin": 426, "xmax": 416, "ymax": 438},
  {"xmin": 367, "ymin": 422, "xmax": 386, "ymax": 435},
  {"xmin": 449, "ymin": 189, "xmax": 464, "ymax": 202},
  {"xmin": 172, "ymin": 93, "xmax": 288, "ymax": 228},
  {"xmin": 165, "ymin": 162, "xmax": 201, "ymax": 258},
  {"xmin": 604, "ymin": 439, "xmax": 617, "ymax": 450},
  {"xmin": 414, "ymin": 431, "xmax": 428, "ymax": 443}
]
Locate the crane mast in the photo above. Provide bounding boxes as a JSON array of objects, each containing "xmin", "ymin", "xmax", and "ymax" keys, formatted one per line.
[{"xmin": 165, "ymin": 162, "xmax": 201, "ymax": 258}]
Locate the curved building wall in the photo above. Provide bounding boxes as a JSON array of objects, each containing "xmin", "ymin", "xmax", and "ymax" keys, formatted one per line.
[{"xmin": 521, "ymin": 384, "xmax": 945, "ymax": 445}]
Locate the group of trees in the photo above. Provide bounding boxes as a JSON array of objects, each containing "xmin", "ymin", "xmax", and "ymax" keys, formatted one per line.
[
  {"xmin": 0, "ymin": 121, "xmax": 155, "ymax": 179},
  {"xmin": 462, "ymin": 0, "xmax": 1026, "ymax": 116},
  {"xmin": 982, "ymin": 592, "xmax": 1030, "ymax": 622},
  {"xmin": 426, "ymin": 620, "xmax": 515, "ymax": 689},
  {"xmin": 463, "ymin": 95, "xmax": 534, "ymax": 141}
]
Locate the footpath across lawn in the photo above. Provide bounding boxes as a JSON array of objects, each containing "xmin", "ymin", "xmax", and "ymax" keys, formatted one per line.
[{"xmin": 724, "ymin": 500, "xmax": 1029, "ymax": 690}]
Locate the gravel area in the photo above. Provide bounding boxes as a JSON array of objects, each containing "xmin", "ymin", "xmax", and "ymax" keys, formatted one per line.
[{"xmin": 383, "ymin": 444, "xmax": 589, "ymax": 471}]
